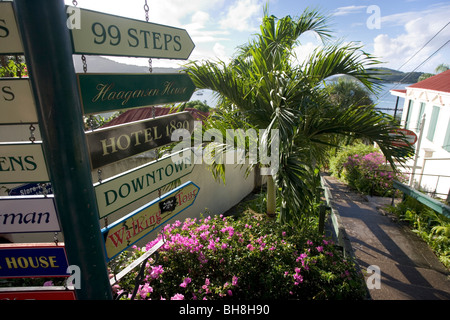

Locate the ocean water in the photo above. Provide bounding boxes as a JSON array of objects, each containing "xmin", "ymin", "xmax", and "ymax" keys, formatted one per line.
[
  {"xmin": 190, "ymin": 83, "xmax": 414, "ymax": 117},
  {"xmin": 372, "ymin": 83, "xmax": 413, "ymax": 116},
  {"xmin": 190, "ymin": 89, "xmax": 219, "ymax": 108}
]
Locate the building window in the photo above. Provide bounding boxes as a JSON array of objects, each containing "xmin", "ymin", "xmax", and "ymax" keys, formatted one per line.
[
  {"xmin": 416, "ymin": 102, "xmax": 425, "ymax": 130},
  {"xmin": 405, "ymin": 100, "xmax": 413, "ymax": 129},
  {"xmin": 426, "ymin": 105, "xmax": 440, "ymax": 141},
  {"xmin": 443, "ymin": 118, "xmax": 450, "ymax": 152}
]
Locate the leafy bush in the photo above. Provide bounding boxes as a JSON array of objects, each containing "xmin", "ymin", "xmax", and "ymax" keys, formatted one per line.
[
  {"xmin": 111, "ymin": 212, "xmax": 367, "ymax": 300},
  {"xmin": 386, "ymin": 196, "xmax": 450, "ymax": 268}
]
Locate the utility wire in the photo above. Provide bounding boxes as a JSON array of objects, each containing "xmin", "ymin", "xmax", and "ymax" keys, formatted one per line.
[
  {"xmin": 378, "ymin": 39, "xmax": 450, "ymax": 101},
  {"xmin": 396, "ymin": 20, "xmax": 450, "ymax": 71},
  {"xmin": 375, "ymin": 19, "xmax": 450, "ymax": 104}
]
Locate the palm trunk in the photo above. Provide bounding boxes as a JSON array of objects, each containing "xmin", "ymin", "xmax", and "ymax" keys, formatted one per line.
[{"xmin": 266, "ymin": 174, "xmax": 276, "ymax": 218}]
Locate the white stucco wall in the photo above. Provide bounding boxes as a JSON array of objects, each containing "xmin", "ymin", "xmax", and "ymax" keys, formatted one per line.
[{"xmin": 399, "ymin": 88, "xmax": 450, "ymax": 198}]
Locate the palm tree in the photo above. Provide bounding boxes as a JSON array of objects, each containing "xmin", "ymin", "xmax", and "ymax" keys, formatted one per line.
[{"xmin": 186, "ymin": 8, "xmax": 412, "ymax": 226}]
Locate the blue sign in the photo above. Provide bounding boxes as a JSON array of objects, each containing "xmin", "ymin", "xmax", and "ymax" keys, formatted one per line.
[
  {"xmin": 8, "ymin": 182, "xmax": 53, "ymax": 196},
  {"xmin": 0, "ymin": 245, "xmax": 69, "ymax": 278}
]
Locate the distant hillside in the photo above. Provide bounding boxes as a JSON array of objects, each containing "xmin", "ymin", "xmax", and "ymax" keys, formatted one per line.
[
  {"xmin": 72, "ymin": 56, "xmax": 182, "ymax": 73},
  {"xmin": 371, "ymin": 67, "xmax": 423, "ymax": 83}
]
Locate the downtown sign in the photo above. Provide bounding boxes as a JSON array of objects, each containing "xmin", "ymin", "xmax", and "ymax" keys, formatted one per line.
[
  {"xmin": 85, "ymin": 111, "xmax": 194, "ymax": 169},
  {"xmin": 102, "ymin": 181, "xmax": 199, "ymax": 261},
  {"xmin": 94, "ymin": 149, "xmax": 194, "ymax": 219}
]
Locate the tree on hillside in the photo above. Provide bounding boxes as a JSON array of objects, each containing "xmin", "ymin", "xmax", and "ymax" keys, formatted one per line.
[
  {"xmin": 325, "ymin": 77, "xmax": 374, "ymax": 108},
  {"xmin": 186, "ymin": 7, "xmax": 412, "ymax": 227},
  {"xmin": 417, "ymin": 63, "xmax": 450, "ymax": 82},
  {"xmin": 183, "ymin": 100, "xmax": 211, "ymax": 112}
]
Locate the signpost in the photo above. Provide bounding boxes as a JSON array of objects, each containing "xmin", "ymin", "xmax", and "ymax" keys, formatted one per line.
[
  {"xmin": 95, "ymin": 149, "xmax": 194, "ymax": 219},
  {"xmin": 390, "ymin": 128, "xmax": 418, "ymax": 147},
  {"xmin": 102, "ymin": 181, "xmax": 199, "ymax": 261},
  {"xmin": 77, "ymin": 73, "xmax": 196, "ymax": 115},
  {"xmin": 8, "ymin": 0, "xmax": 198, "ymax": 300},
  {"xmin": 14, "ymin": 0, "xmax": 113, "ymax": 299},
  {"xmin": 0, "ymin": 244, "xmax": 69, "ymax": 278},
  {"xmin": 0, "ymin": 2, "xmax": 24, "ymax": 54},
  {"xmin": 0, "ymin": 142, "xmax": 49, "ymax": 183},
  {"xmin": 0, "ymin": 195, "xmax": 60, "ymax": 234},
  {"xmin": 86, "ymin": 111, "xmax": 194, "ymax": 169},
  {"xmin": 68, "ymin": 6, "xmax": 195, "ymax": 59},
  {"xmin": 0, "ymin": 79, "xmax": 38, "ymax": 124}
]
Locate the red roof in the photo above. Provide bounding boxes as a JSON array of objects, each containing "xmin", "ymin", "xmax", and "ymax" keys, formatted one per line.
[
  {"xmin": 101, "ymin": 107, "xmax": 209, "ymax": 128},
  {"xmin": 408, "ymin": 69, "xmax": 450, "ymax": 93}
]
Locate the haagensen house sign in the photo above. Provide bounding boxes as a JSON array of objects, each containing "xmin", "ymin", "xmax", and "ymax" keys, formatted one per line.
[{"xmin": 77, "ymin": 73, "xmax": 196, "ymax": 115}]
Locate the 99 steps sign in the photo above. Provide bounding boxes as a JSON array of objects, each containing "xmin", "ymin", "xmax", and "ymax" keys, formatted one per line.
[{"xmin": 67, "ymin": 6, "xmax": 195, "ymax": 59}]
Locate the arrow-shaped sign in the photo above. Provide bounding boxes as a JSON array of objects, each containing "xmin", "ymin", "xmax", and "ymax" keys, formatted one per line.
[
  {"xmin": 85, "ymin": 111, "xmax": 194, "ymax": 169},
  {"xmin": 0, "ymin": 2, "xmax": 24, "ymax": 54},
  {"xmin": 68, "ymin": 6, "xmax": 195, "ymax": 60},
  {"xmin": 77, "ymin": 73, "xmax": 196, "ymax": 115},
  {"xmin": 102, "ymin": 181, "xmax": 199, "ymax": 261},
  {"xmin": 94, "ymin": 149, "xmax": 195, "ymax": 219}
]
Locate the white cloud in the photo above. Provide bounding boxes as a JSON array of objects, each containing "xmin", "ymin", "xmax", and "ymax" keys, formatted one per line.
[
  {"xmin": 219, "ymin": 0, "xmax": 264, "ymax": 32},
  {"xmin": 333, "ymin": 5, "xmax": 367, "ymax": 17},
  {"xmin": 292, "ymin": 42, "xmax": 322, "ymax": 66},
  {"xmin": 213, "ymin": 43, "xmax": 228, "ymax": 59},
  {"xmin": 373, "ymin": 4, "xmax": 450, "ymax": 72}
]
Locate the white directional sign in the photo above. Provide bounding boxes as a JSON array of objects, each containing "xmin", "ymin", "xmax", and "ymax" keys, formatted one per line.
[
  {"xmin": 68, "ymin": 6, "xmax": 195, "ymax": 60},
  {"xmin": 0, "ymin": 195, "xmax": 60, "ymax": 234},
  {"xmin": 0, "ymin": 2, "xmax": 24, "ymax": 54},
  {"xmin": 0, "ymin": 79, "xmax": 38, "ymax": 124},
  {"xmin": 0, "ymin": 142, "xmax": 49, "ymax": 184}
]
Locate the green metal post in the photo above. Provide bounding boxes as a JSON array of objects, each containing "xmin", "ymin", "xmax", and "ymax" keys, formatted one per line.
[{"xmin": 14, "ymin": 0, "xmax": 112, "ymax": 300}]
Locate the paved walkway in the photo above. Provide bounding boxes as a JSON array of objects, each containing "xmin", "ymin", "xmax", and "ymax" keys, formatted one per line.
[{"xmin": 322, "ymin": 174, "xmax": 450, "ymax": 300}]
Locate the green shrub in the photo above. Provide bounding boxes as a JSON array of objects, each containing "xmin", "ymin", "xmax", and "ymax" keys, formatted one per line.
[
  {"xmin": 386, "ymin": 196, "xmax": 450, "ymax": 268},
  {"xmin": 111, "ymin": 212, "xmax": 367, "ymax": 300}
]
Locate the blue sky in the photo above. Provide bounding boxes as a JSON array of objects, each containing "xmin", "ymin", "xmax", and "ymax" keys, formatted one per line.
[{"xmin": 66, "ymin": 0, "xmax": 450, "ymax": 73}]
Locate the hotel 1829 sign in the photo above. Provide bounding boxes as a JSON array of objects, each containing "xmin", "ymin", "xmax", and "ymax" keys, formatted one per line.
[{"xmin": 86, "ymin": 112, "xmax": 194, "ymax": 169}]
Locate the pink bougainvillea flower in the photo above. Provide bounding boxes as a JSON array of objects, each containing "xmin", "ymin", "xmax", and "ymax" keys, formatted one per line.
[{"xmin": 171, "ymin": 293, "xmax": 184, "ymax": 300}]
